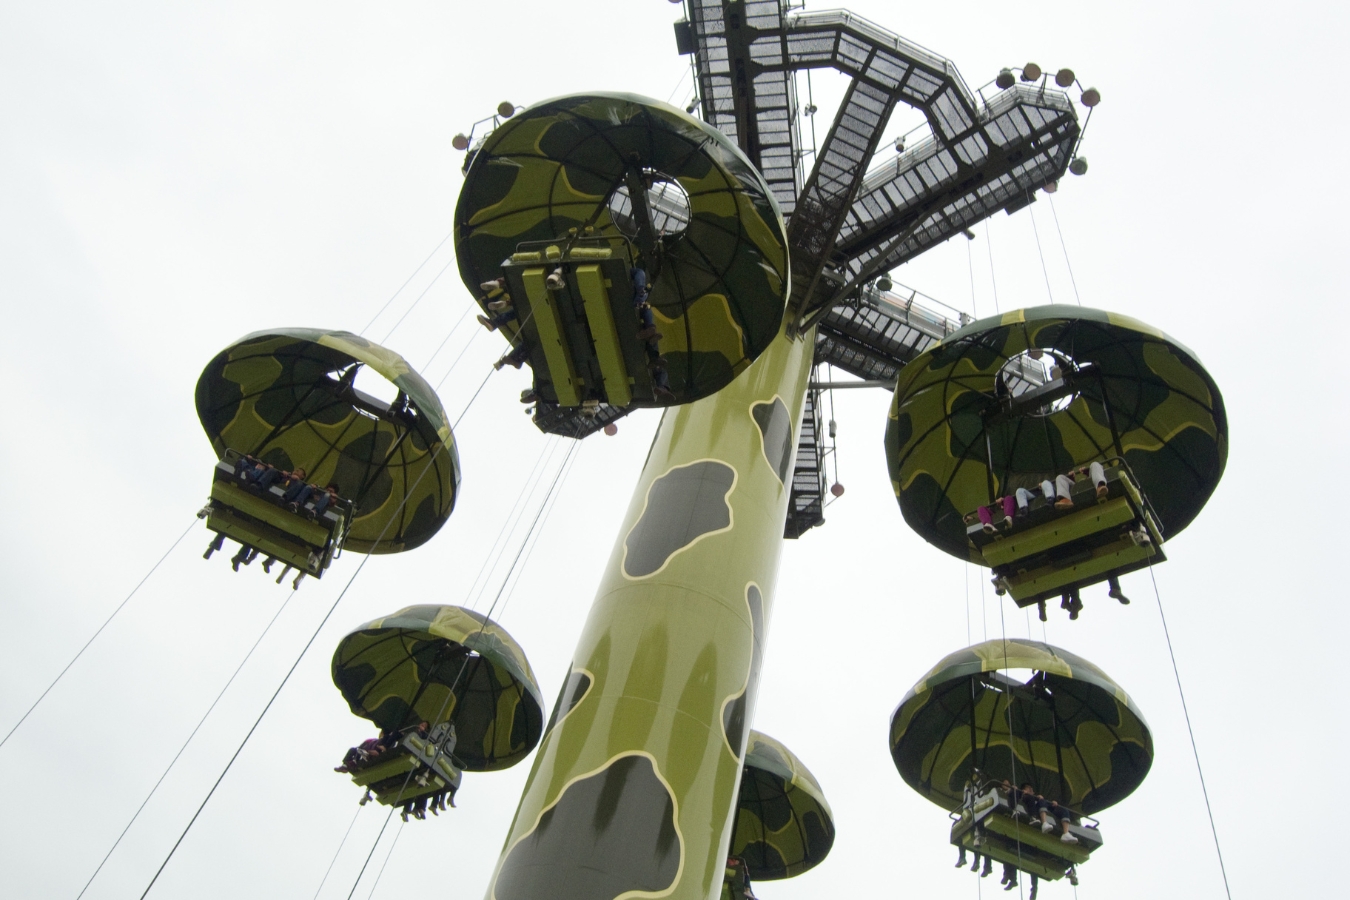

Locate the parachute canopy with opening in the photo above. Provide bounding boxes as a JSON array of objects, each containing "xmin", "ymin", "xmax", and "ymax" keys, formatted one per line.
[
  {"xmin": 885, "ymin": 306, "xmax": 1226, "ymax": 561},
  {"xmin": 889, "ymin": 639, "xmax": 1152, "ymax": 815},
  {"xmin": 331, "ymin": 605, "xmax": 544, "ymax": 772},
  {"xmin": 454, "ymin": 92, "xmax": 790, "ymax": 405},
  {"xmin": 196, "ymin": 329, "xmax": 459, "ymax": 554},
  {"xmin": 732, "ymin": 730, "xmax": 835, "ymax": 881}
]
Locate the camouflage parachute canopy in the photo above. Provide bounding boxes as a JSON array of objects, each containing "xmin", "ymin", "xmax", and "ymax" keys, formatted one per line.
[
  {"xmin": 454, "ymin": 92, "xmax": 790, "ymax": 403},
  {"xmin": 195, "ymin": 328, "xmax": 459, "ymax": 554},
  {"xmin": 731, "ymin": 730, "xmax": 835, "ymax": 881},
  {"xmin": 889, "ymin": 639, "xmax": 1152, "ymax": 815},
  {"xmin": 885, "ymin": 305, "xmax": 1227, "ymax": 561},
  {"xmin": 331, "ymin": 605, "xmax": 544, "ymax": 772}
]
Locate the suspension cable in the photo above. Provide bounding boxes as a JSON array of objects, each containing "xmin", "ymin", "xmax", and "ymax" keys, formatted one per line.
[
  {"xmin": 1148, "ymin": 565, "xmax": 1232, "ymax": 900},
  {"xmin": 966, "ymin": 237, "xmax": 978, "ymax": 319},
  {"xmin": 380, "ymin": 256, "xmax": 459, "ymax": 345},
  {"xmin": 345, "ymin": 807, "xmax": 396, "ymax": 900},
  {"xmin": 493, "ymin": 437, "xmax": 583, "ymax": 620},
  {"xmin": 364, "ymin": 819, "xmax": 406, "ymax": 900},
  {"xmin": 470, "ymin": 438, "xmax": 567, "ymax": 610},
  {"xmin": 452, "ymin": 368, "xmax": 495, "ymax": 430},
  {"xmin": 311, "ymin": 803, "xmax": 364, "ymax": 900},
  {"xmin": 433, "ymin": 328, "xmax": 483, "ymax": 393},
  {"xmin": 1028, "ymin": 200, "xmax": 1055, "ymax": 305},
  {"xmin": 983, "ymin": 221, "xmax": 1000, "ymax": 314},
  {"xmin": 77, "ymin": 591, "xmax": 298, "ymax": 898},
  {"xmin": 481, "ymin": 434, "xmax": 581, "ymax": 622},
  {"xmin": 0, "ymin": 517, "xmax": 198, "ymax": 752},
  {"xmin": 464, "ymin": 438, "xmax": 559, "ymax": 610},
  {"xmin": 997, "ymin": 595, "xmax": 1025, "ymax": 900},
  {"xmin": 964, "ymin": 562, "xmax": 972, "ymax": 646},
  {"xmin": 343, "ymin": 428, "xmax": 582, "ymax": 898},
  {"xmin": 138, "ymin": 435, "xmax": 459, "ymax": 899},
  {"xmin": 420, "ymin": 303, "xmax": 476, "ymax": 373},
  {"xmin": 360, "ymin": 228, "xmax": 454, "ymax": 337},
  {"xmin": 1047, "ymin": 195, "xmax": 1084, "ymax": 306}
]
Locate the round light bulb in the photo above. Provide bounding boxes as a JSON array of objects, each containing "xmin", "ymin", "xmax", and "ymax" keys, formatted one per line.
[
  {"xmin": 995, "ymin": 68, "xmax": 1016, "ymax": 89},
  {"xmin": 830, "ymin": 483, "xmax": 845, "ymax": 498},
  {"xmin": 604, "ymin": 423, "xmax": 618, "ymax": 436},
  {"xmin": 1080, "ymin": 87, "xmax": 1101, "ymax": 108},
  {"xmin": 1022, "ymin": 62, "xmax": 1042, "ymax": 81},
  {"xmin": 1055, "ymin": 68, "xmax": 1075, "ymax": 87},
  {"xmin": 452, "ymin": 133, "xmax": 470, "ymax": 151},
  {"xmin": 1069, "ymin": 157, "xmax": 1088, "ymax": 176},
  {"xmin": 497, "ymin": 101, "xmax": 515, "ymax": 118}
]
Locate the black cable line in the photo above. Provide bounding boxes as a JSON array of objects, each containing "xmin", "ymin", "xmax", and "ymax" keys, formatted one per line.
[
  {"xmin": 360, "ymin": 228, "xmax": 455, "ymax": 337},
  {"xmin": 0, "ymin": 517, "xmax": 197, "ymax": 752},
  {"xmin": 364, "ymin": 818, "xmax": 405, "ymax": 899},
  {"xmin": 1148, "ymin": 564, "xmax": 1232, "ymax": 900},
  {"xmin": 345, "ymin": 430, "xmax": 580, "ymax": 898},
  {"xmin": 380, "ymin": 256, "xmax": 459, "ymax": 345},
  {"xmin": 138, "ymin": 432, "xmax": 460, "ymax": 898},
  {"xmin": 344, "ymin": 807, "xmax": 395, "ymax": 900},
  {"xmin": 1027, "ymin": 196, "xmax": 1055, "ymax": 304},
  {"xmin": 453, "ymin": 369, "xmax": 495, "ymax": 430},
  {"xmin": 76, "ymin": 591, "xmax": 297, "ymax": 899},
  {"xmin": 470, "ymin": 438, "xmax": 565, "ymax": 611},
  {"xmin": 984, "ymin": 220, "xmax": 1000, "ymax": 314},
  {"xmin": 1047, "ymin": 195, "xmax": 1084, "ymax": 306},
  {"xmin": 310, "ymin": 803, "xmax": 363, "ymax": 900},
  {"xmin": 420, "ymin": 304, "xmax": 476, "ymax": 373}
]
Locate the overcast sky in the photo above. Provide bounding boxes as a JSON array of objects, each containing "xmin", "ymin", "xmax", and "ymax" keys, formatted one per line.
[{"xmin": 2, "ymin": 1, "xmax": 1345, "ymax": 898}]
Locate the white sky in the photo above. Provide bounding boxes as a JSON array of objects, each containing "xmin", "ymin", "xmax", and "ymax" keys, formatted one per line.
[{"xmin": 1, "ymin": 1, "xmax": 1345, "ymax": 898}]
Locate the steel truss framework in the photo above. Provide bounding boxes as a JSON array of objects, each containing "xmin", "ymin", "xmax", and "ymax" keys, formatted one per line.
[{"xmin": 545, "ymin": 0, "xmax": 1078, "ymax": 539}]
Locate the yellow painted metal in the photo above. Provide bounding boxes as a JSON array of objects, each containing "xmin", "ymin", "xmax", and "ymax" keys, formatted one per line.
[
  {"xmin": 210, "ymin": 480, "xmax": 330, "ymax": 546},
  {"xmin": 1003, "ymin": 537, "xmax": 1159, "ymax": 601},
  {"xmin": 488, "ymin": 324, "xmax": 815, "ymax": 900},
  {"xmin": 205, "ymin": 512, "xmax": 317, "ymax": 572},
  {"xmin": 575, "ymin": 264, "xmax": 632, "ymax": 407},
  {"xmin": 980, "ymin": 497, "xmax": 1136, "ymax": 568},
  {"xmin": 978, "ymin": 812, "xmax": 1092, "ymax": 866},
  {"xmin": 522, "ymin": 267, "xmax": 581, "ymax": 407},
  {"xmin": 348, "ymin": 752, "xmax": 418, "ymax": 788}
]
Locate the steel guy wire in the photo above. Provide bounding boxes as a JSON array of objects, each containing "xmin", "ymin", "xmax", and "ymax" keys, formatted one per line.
[
  {"xmin": 1148, "ymin": 564, "xmax": 1233, "ymax": 900},
  {"xmin": 1, "ymin": 517, "xmax": 198, "ymax": 752},
  {"xmin": 77, "ymin": 590, "xmax": 298, "ymax": 899},
  {"xmin": 360, "ymin": 228, "xmax": 455, "ymax": 337}
]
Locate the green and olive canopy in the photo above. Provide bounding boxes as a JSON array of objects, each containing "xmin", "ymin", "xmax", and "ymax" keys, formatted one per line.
[
  {"xmin": 890, "ymin": 639, "xmax": 1152, "ymax": 815},
  {"xmin": 454, "ymin": 92, "xmax": 790, "ymax": 403},
  {"xmin": 885, "ymin": 305, "xmax": 1227, "ymax": 561},
  {"xmin": 731, "ymin": 730, "xmax": 835, "ymax": 881},
  {"xmin": 331, "ymin": 605, "xmax": 544, "ymax": 772},
  {"xmin": 196, "ymin": 328, "xmax": 459, "ymax": 554}
]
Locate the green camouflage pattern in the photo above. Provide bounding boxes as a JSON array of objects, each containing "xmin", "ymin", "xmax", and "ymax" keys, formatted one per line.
[
  {"xmin": 332, "ymin": 605, "xmax": 544, "ymax": 772},
  {"xmin": 454, "ymin": 93, "xmax": 790, "ymax": 404},
  {"xmin": 731, "ymin": 730, "xmax": 835, "ymax": 881},
  {"xmin": 486, "ymin": 325, "xmax": 816, "ymax": 900},
  {"xmin": 885, "ymin": 305, "xmax": 1227, "ymax": 561},
  {"xmin": 890, "ymin": 639, "xmax": 1152, "ymax": 814},
  {"xmin": 196, "ymin": 328, "xmax": 459, "ymax": 554}
]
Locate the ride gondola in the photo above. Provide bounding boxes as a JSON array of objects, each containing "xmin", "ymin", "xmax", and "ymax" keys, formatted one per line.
[
  {"xmin": 454, "ymin": 93, "xmax": 790, "ymax": 427},
  {"xmin": 889, "ymin": 639, "xmax": 1152, "ymax": 892},
  {"xmin": 885, "ymin": 306, "xmax": 1226, "ymax": 617},
  {"xmin": 330, "ymin": 605, "xmax": 544, "ymax": 817},
  {"xmin": 194, "ymin": 328, "xmax": 460, "ymax": 585},
  {"xmin": 723, "ymin": 730, "xmax": 834, "ymax": 900}
]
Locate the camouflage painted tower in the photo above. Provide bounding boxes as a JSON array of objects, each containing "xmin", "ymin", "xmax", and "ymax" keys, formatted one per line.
[{"xmin": 456, "ymin": 2, "xmax": 1086, "ymax": 897}]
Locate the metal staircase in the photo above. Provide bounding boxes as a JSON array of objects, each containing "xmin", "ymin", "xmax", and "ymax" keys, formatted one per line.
[{"xmin": 543, "ymin": 2, "xmax": 1080, "ymax": 539}]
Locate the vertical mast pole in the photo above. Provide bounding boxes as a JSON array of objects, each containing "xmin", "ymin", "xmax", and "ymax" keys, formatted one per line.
[{"xmin": 487, "ymin": 324, "xmax": 814, "ymax": 900}]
